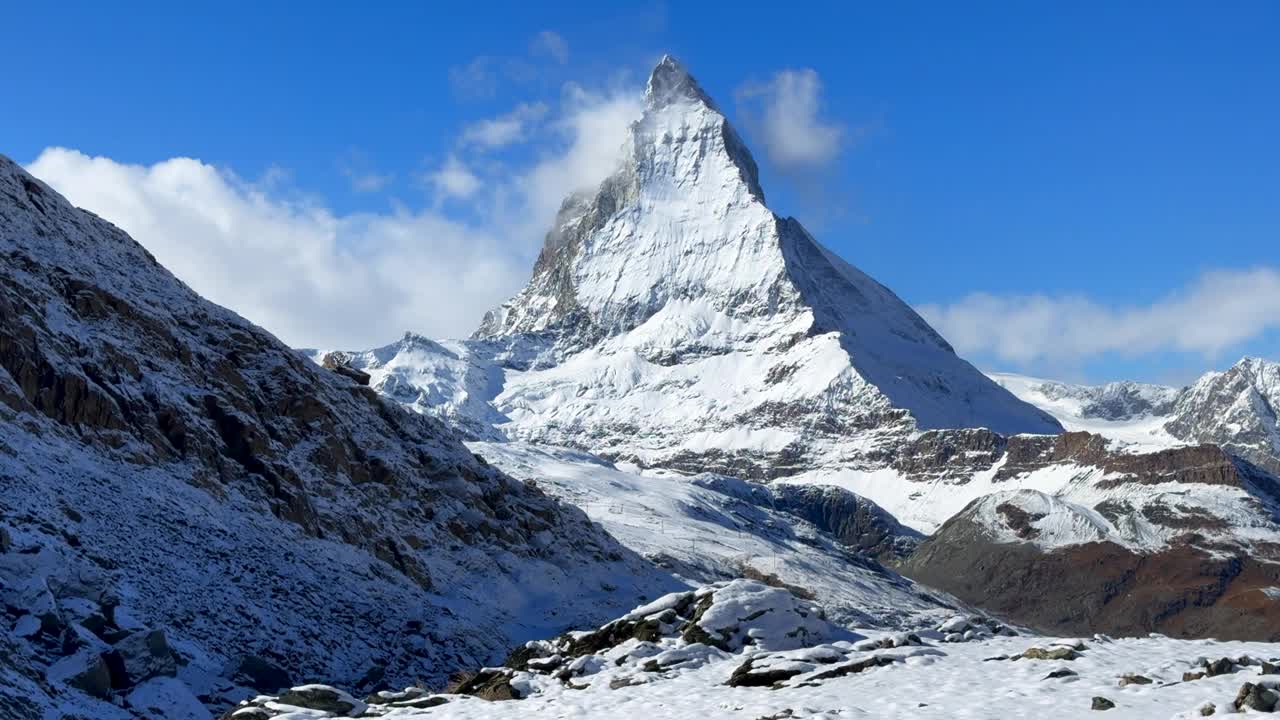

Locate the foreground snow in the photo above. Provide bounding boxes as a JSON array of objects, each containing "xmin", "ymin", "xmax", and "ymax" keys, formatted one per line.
[
  {"xmin": 233, "ymin": 581, "xmax": 1280, "ymax": 719},
  {"xmin": 401, "ymin": 638, "xmax": 1277, "ymax": 720}
]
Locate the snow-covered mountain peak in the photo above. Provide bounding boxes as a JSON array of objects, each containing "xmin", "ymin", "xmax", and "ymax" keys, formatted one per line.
[
  {"xmin": 1231, "ymin": 356, "xmax": 1280, "ymax": 390},
  {"xmin": 644, "ymin": 54, "xmax": 718, "ymax": 112},
  {"xmin": 365, "ymin": 59, "xmax": 1062, "ymax": 483},
  {"xmin": 1165, "ymin": 356, "xmax": 1280, "ymax": 473},
  {"xmin": 633, "ymin": 55, "xmax": 764, "ymax": 200},
  {"xmin": 474, "ymin": 56, "xmax": 776, "ymax": 343}
]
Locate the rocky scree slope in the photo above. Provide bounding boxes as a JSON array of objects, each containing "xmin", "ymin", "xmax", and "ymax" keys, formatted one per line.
[{"xmin": 0, "ymin": 155, "xmax": 674, "ymax": 718}]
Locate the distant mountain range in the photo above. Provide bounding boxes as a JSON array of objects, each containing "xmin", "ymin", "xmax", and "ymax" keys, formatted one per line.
[{"xmin": 991, "ymin": 358, "xmax": 1280, "ymax": 475}]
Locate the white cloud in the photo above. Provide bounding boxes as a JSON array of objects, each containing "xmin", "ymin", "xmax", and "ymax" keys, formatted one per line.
[
  {"xmin": 459, "ymin": 102, "xmax": 549, "ymax": 149},
  {"xmin": 918, "ymin": 268, "xmax": 1280, "ymax": 369},
  {"xmin": 346, "ymin": 171, "xmax": 392, "ymax": 193},
  {"xmin": 512, "ymin": 84, "xmax": 641, "ymax": 235},
  {"xmin": 531, "ymin": 31, "xmax": 569, "ymax": 65},
  {"xmin": 24, "ymin": 87, "xmax": 641, "ymax": 350},
  {"xmin": 27, "ymin": 148, "xmax": 527, "ymax": 349},
  {"xmin": 448, "ymin": 57, "xmax": 498, "ymax": 99},
  {"xmin": 736, "ymin": 69, "xmax": 844, "ymax": 173},
  {"xmin": 424, "ymin": 155, "xmax": 481, "ymax": 200}
]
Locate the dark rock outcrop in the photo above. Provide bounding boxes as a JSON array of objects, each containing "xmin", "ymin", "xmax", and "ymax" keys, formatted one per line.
[
  {"xmin": 759, "ymin": 483, "xmax": 922, "ymax": 560},
  {"xmin": 903, "ymin": 507, "xmax": 1280, "ymax": 640}
]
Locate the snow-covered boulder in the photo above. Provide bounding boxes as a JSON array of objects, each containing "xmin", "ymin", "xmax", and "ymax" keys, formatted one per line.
[{"xmin": 686, "ymin": 580, "xmax": 843, "ymax": 652}]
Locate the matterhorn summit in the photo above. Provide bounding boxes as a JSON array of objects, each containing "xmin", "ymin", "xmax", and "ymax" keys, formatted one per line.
[{"xmin": 348, "ymin": 56, "xmax": 1060, "ymax": 482}]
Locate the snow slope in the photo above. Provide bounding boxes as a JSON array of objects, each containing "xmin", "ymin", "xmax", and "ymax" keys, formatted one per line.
[
  {"xmin": 988, "ymin": 372, "xmax": 1182, "ymax": 451},
  {"xmin": 468, "ymin": 441, "xmax": 952, "ymax": 630},
  {"xmin": 405, "ymin": 635, "xmax": 1280, "ymax": 720}
]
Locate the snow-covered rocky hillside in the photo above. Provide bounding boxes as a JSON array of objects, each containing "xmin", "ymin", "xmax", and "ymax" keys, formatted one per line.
[
  {"xmin": 323, "ymin": 57, "xmax": 1280, "ymax": 644},
  {"xmin": 467, "ymin": 441, "xmax": 946, "ymax": 630},
  {"xmin": 0, "ymin": 154, "xmax": 682, "ymax": 718},
  {"xmin": 230, "ymin": 581, "xmax": 1280, "ymax": 719}
]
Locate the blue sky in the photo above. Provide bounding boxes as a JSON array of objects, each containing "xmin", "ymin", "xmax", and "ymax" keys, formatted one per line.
[{"xmin": 5, "ymin": 1, "xmax": 1278, "ymax": 384}]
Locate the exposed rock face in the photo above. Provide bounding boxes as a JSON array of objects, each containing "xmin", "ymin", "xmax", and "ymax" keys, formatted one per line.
[
  {"xmin": 0, "ymin": 154, "xmax": 672, "ymax": 716},
  {"xmin": 1166, "ymin": 358, "xmax": 1280, "ymax": 475},
  {"xmin": 902, "ymin": 487, "xmax": 1280, "ymax": 640},
  {"xmin": 320, "ymin": 351, "xmax": 371, "ymax": 386},
  {"xmin": 759, "ymin": 483, "xmax": 922, "ymax": 561}
]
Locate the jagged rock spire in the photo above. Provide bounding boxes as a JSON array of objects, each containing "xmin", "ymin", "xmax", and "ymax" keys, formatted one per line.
[
  {"xmin": 645, "ymin": 54, "xmax": 719, "ymax": 111},
  {"xmin": 632, "ymin": 54, "xmax": 764, "ymax": 202}
]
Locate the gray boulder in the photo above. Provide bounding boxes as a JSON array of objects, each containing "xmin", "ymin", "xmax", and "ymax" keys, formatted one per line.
[
  {"xmin": 107, "ymin": 629, "xmax": 177, "ymax": 688},
  {"xmin": 275, "ymin": 684, "xmax": 367, "ymax": 715},
  {"xmin": 47, "ymin": 650, "xmax": 112, "ymax": 699}
]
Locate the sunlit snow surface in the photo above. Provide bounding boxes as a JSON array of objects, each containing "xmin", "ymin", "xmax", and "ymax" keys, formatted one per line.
[
  {"xmin": 359, "ymin": 633, "xmax": 1277, "ymax": 719},
  {"xmin": 988, "ymin": 372, "xmax": 1183, "ymax": 452},
  {"xmin": 469, "ymin": 441, "xmax": 955, "ymax": 630}
]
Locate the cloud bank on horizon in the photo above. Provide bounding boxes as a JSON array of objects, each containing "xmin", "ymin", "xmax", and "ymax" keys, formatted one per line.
[{"xmin": 919, "ymin": 268, "xmax": 1280, "ymax": 374}]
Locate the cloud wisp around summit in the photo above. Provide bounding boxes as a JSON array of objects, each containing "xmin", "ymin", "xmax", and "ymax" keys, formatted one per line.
[
  {"xmin": 736, "ymin": 69, "xmax": 845, "ymax": 174},
  {"xmin": 27, "ymin": 85, "xmax": 640, "ymax": 350}
]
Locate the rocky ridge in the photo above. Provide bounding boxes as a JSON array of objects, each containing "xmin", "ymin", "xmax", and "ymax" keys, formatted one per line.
[{"xmin": 992, "ymin": 360, "xmax": 1280, "ymax": 474}]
